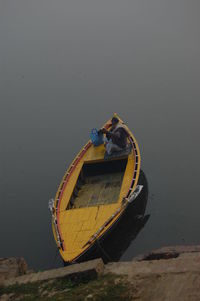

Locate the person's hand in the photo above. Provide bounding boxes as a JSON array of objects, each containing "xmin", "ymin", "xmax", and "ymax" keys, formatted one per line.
[
  {"xmin": 102, "ymin": 128, "xmax": 108, "ymax": 134},
  {"xmin": 106, "ymin": 132, "xmax": 111, "ymax": 139},
  {"xmin": 98, "ymin": 129, "xmax": 104, "ymax": 135},
  {"xmin": 99, "ymin": 128, "xmax": 107, "ymax": 134}
]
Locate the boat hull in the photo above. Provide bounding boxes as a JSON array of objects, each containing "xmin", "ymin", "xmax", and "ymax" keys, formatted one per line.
[{"xmin": 51, "ymin": 114, "xmax": 141, "ymax": 263}]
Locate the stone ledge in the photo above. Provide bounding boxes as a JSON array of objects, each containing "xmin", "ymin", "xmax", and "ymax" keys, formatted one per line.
[
  {"xmin": 133, "ymin": 245, "xmax": 200, "ymax": 261},
  {"xmin": 4, "ymin": 258, "xmax": 104, "ymax": 287},
  {"xmin": 0, "ymin": 258, "xmax": 27, "ymax": 281},
  {"xmin": 105, "ymin": 252, "xmax": 200, "ymax": 276},
  {"xmin": 105, "ymin": 251, "xmax": 200, "ymax": 301}
]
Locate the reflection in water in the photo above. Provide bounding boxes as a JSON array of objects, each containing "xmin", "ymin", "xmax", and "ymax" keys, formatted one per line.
[{"xmin": 76, "ymin": 170, "xmax": 149, "ymax": 264}]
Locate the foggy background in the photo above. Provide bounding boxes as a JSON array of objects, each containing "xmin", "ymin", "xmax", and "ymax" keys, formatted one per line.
[{"xmin": 0, "ymin": 0, "xmax": 200, "ymax": 269}]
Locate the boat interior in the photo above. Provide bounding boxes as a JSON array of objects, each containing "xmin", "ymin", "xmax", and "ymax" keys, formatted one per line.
[{"xmin": 67, "ymin": 158, "xmax": 128, "ymax": 209}]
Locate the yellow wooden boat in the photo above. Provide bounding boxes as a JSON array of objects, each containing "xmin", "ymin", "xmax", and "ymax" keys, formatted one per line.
[{"xmin": 50, "ymin": 114, "xmax": 141, "ymax": 264}]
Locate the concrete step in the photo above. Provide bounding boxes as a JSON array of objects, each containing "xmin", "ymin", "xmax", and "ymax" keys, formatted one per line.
[{"xmin": 4, "ymin": 258, "xmax": 104, "ymax": 287}]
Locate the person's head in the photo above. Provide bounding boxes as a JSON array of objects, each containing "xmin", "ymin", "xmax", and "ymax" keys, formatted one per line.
[{"xmin": 111, "ymin": 117, "xmax": 119, "ymax": 129}]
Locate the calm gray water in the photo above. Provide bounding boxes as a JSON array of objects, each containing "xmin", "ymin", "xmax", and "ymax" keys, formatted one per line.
[{"xmin": 1, "ymin": 0, "xmax": 200, "ymax": 269}]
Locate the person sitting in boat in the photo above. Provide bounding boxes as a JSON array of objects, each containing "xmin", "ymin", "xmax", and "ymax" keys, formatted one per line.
[{"xmin": 99, "ymin": 117, "xmax": 129, "ymax": 155}]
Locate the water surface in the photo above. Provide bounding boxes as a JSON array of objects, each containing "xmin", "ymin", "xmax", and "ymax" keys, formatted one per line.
[{"xmin": 1, "ymin": 0, "xmax": 200, "ymax": 269}]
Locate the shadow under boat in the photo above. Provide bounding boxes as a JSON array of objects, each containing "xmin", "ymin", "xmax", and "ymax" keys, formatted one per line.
[{"xmin": 65, "ymin": 170, "xmax": 150, "ymax": 265}]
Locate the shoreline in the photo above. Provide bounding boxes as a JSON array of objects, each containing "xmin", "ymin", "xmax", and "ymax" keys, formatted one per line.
[{"xmin": 1, "ymin": 244, "xmax": 200, "ymax": 300}]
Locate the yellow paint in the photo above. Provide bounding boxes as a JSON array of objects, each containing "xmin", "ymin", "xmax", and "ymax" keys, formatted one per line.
[{"xmin": 52, "ymin": 114, "xmax": 141, "ymax": 263}]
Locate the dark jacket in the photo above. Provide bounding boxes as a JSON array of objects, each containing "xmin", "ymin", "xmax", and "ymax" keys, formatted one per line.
[{"xmin": 107, "ymin": 125, "xmax": 129, "ymax": 148}]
